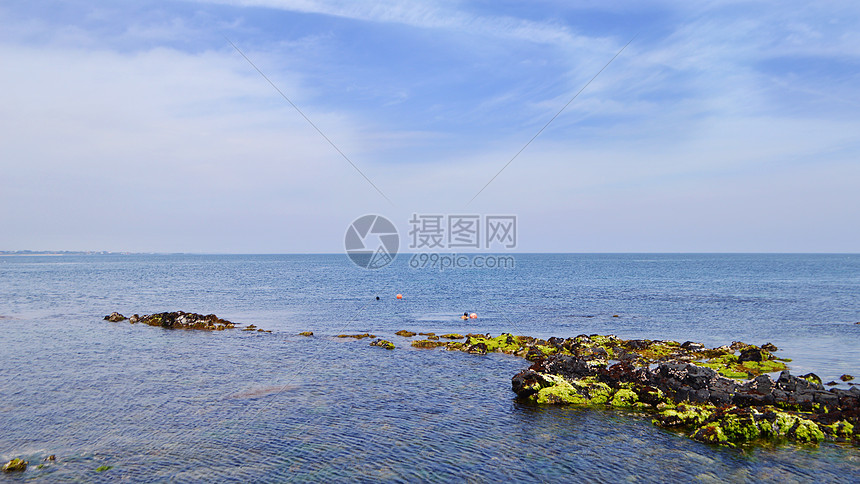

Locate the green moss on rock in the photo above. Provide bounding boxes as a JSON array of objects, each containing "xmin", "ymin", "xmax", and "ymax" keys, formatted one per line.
[
  {"xmin": 692, "ymin": 423, "xmax": 729, "ymax": 444},
  {"xmin": 2, "ymin": 458, "xmax": 28, "ymax": 472},
  {"xmin": 370, "ymin": 339, "xmax": 395, "ymax": 350},
  {"xmin": 337, "ymin": 333, "xmax": 375, "ymax": 339},
  {"xmin": 655, "ymin": 405, "xmax": 715, "ymax": 428},
  {"xmin": 826, "ymin": 420, "xmax": 854, "ymax": 439},
  {"xmin": 411, "ymin": 339, "xmax": 448, "ymax": 349},
  {"xmin": 610, "ymin": 388, "xmax": 641, "ymax": 407},
  {"xmin": 534, "ymin": 375, "xmax": 587, "ymax": 405}
]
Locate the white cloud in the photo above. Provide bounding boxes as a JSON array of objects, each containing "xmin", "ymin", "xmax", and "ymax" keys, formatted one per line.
[
  {"xmin": 1, "ymin": 0, "xmax": 859, "ymax": 251},
  {"xmin": 0, "ymin": 42, "xmax": 409, "ymax": 252}
]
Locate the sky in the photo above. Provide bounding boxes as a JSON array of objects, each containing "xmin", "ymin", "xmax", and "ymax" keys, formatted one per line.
[{"xmin": 1, "ymin": 0, "xmax": 858, "ymax": 253}]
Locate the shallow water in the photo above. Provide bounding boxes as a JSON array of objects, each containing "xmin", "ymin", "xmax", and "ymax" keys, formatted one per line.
[{"xmin": 1, "ymin": 254, "xmax": 859, "ymax": 482}]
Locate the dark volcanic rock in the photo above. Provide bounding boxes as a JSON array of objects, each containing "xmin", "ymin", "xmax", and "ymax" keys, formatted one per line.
[
  {"xmin": 139, "ymin": 312, "xmax": 235, "ymax": 330},
  {"xmin": 738, "ymin": 346, "xmax": 771, "ymax": 362},
  {"xmin": 511, "ymin": 348, "xmax": 859, "ymax": 446},
  {"xmin": 106, "ymin": 311, "xmax": 238, "ymax": 330},
  {"xmin": 369, "ymin": 338, "xmax": 395, "ymax": 350}
]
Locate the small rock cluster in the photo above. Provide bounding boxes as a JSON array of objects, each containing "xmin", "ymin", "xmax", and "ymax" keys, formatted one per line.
[{"xmin": 102, "ymin": 311, "xmax": 266, "ymax": 331}]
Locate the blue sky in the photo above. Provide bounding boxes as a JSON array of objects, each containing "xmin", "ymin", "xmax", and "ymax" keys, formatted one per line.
[{"xmin": 1, "ymin": 0, "xmax": 858, "ymax": 252}]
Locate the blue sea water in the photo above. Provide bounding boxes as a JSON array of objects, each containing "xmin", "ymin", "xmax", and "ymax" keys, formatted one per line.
[{"xmin": 1, "ymin": 253, "xmax": 859, "ymax": 482}]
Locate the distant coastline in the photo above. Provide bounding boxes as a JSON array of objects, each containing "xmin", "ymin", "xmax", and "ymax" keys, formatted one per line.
[{"xmin": 0, "ymin": 251, "xmax": 130, "ymax": 256}]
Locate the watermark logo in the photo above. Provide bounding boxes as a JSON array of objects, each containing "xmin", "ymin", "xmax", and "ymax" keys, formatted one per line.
[
  {"xmin": 407, "ymin": 214, "xmax": 517, "ymax": 271},
  {"xmin": 408, "ymin": 214, "xmax": 516, "ymax": 250},
  {"xmin": 345, "ymin": 214, "xmax": 399, "ymax": 269}
]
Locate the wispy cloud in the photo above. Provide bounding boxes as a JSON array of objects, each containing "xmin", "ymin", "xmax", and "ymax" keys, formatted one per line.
[
  {"xmin": 198, "ymin": 0, "xmax": 588, "ymax": 45},
  {"xmin": 1, "ymin": 0, "xmax": 859, "ymax": 251}
]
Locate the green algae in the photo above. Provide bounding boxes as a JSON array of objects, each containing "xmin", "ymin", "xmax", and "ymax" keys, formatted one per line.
[
  {"xmin": 411, "ymin": 339, "xmax": 448, "ymax": 349},
  {"xmin": 534, "ymin": 375, "xmax": 587, "ymax": 405},
  {"xmin": 696, "ymin": 350, "xmax": 787, "ymax": 379},
  {"xmin": 2, "ymin": 458, "xmax": 27, "ymax": 472},
  {"xmin": 525, "ymin": 374, "xmax": 654, "ymax": 409},
  {"xmin": 465, "ymin": 334, "xmax": 523, "ymax": 354},
  {"xmin": 699, "ymin": 354, "xmax": 751, "ymax": 379},
  {"xmin": 739, "ymin": 359, "xmax": 787, "ymax": 375},
  {"xmin": 693, "ymin": 423, "xmax": 729, "ymax": 444},
  {"xmin": 370, "ymin": 339, "xmax": 395, "ymax": 350},
  {"xmin": 719, "ymin": 413, "xmax": 763, "ymax": 442},
  {"xmin": 654, "ymin": 405, "xmax": 830, "ymax": 447},
  {"xmin": 379, "ymin": 331, "xmax": 853, "ymax": 448},
  {"xmin": 610, "ymin": 388, "xmax": 642, "ymax": 407},
  {"xmin": 791, "ymin": 417, "xmax": 826, "ymax": 443},
  {"xmin": 570, "ymin": 377, "xmax": 613, "ymax": 405},
  {"xmin": 800, "ymin": 374, "xmax": 822, "ymax": 385},
  {"xmin": 535, "ymin": 344, "xmax": 558, "ymax": 356},
  {"xmin": 826, "ymin": 420, "xmax": 854, "ymax": 438},
  {"xmin": 638, "ymin": 342, "xmax": 680, "ymax": 360},
  {"xmin": 655, "ymin": 405, "xmax": 715, "ymax": 428},
  {"xmin": 95, "ymin": 465, "xmax": 113, "ymax": 472},
  {"xmin": 337, "ymin": 333, "xmax": 375, "ymax": 339}
]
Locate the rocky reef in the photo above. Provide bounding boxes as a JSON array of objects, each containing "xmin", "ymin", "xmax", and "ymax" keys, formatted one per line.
[
  {"xmin": 103, "ymin": 311, "xmax": 241, "ymax": 330},
  {"xmin": 506, "ymin": 334, "xmax": 858, "ymax": 447},
  {"xmin": 403, "ymin": 331, "xmax": 857, "ymax": 447}
]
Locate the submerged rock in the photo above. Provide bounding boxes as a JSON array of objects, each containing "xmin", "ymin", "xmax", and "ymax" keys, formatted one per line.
[
  {"xmin": 105, "ymin": 311, "xmax": 242, "ymax": 331},
  {"xmin": 299, "ymin": 331, "xmax": 314, "ymax": 337},
  {"xmin": 338, "ymin": 333, "xmax": 375, "ymax": 339},
  {"xmin": 370, "ymin": 338, "xmax": 395, "ymax": 350},
  {"xmin": 841, "ymin": 374, "xmax": 855, "ymax": 382},
  {"xmin": 411, "ymin": 339, "xmax": 448, "ymax": 349},
  {"xmin": 395, "ymin": 330, "xmax": 417, "ymax": 337},
  {"xmin": 2, "ymin": 458, "xmax": 27, "ymax": 472}
]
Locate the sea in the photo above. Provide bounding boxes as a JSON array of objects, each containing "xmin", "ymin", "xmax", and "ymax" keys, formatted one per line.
[{"xmin": 1, "ymin": 253, "xmax": 859, "ymax": 482}]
